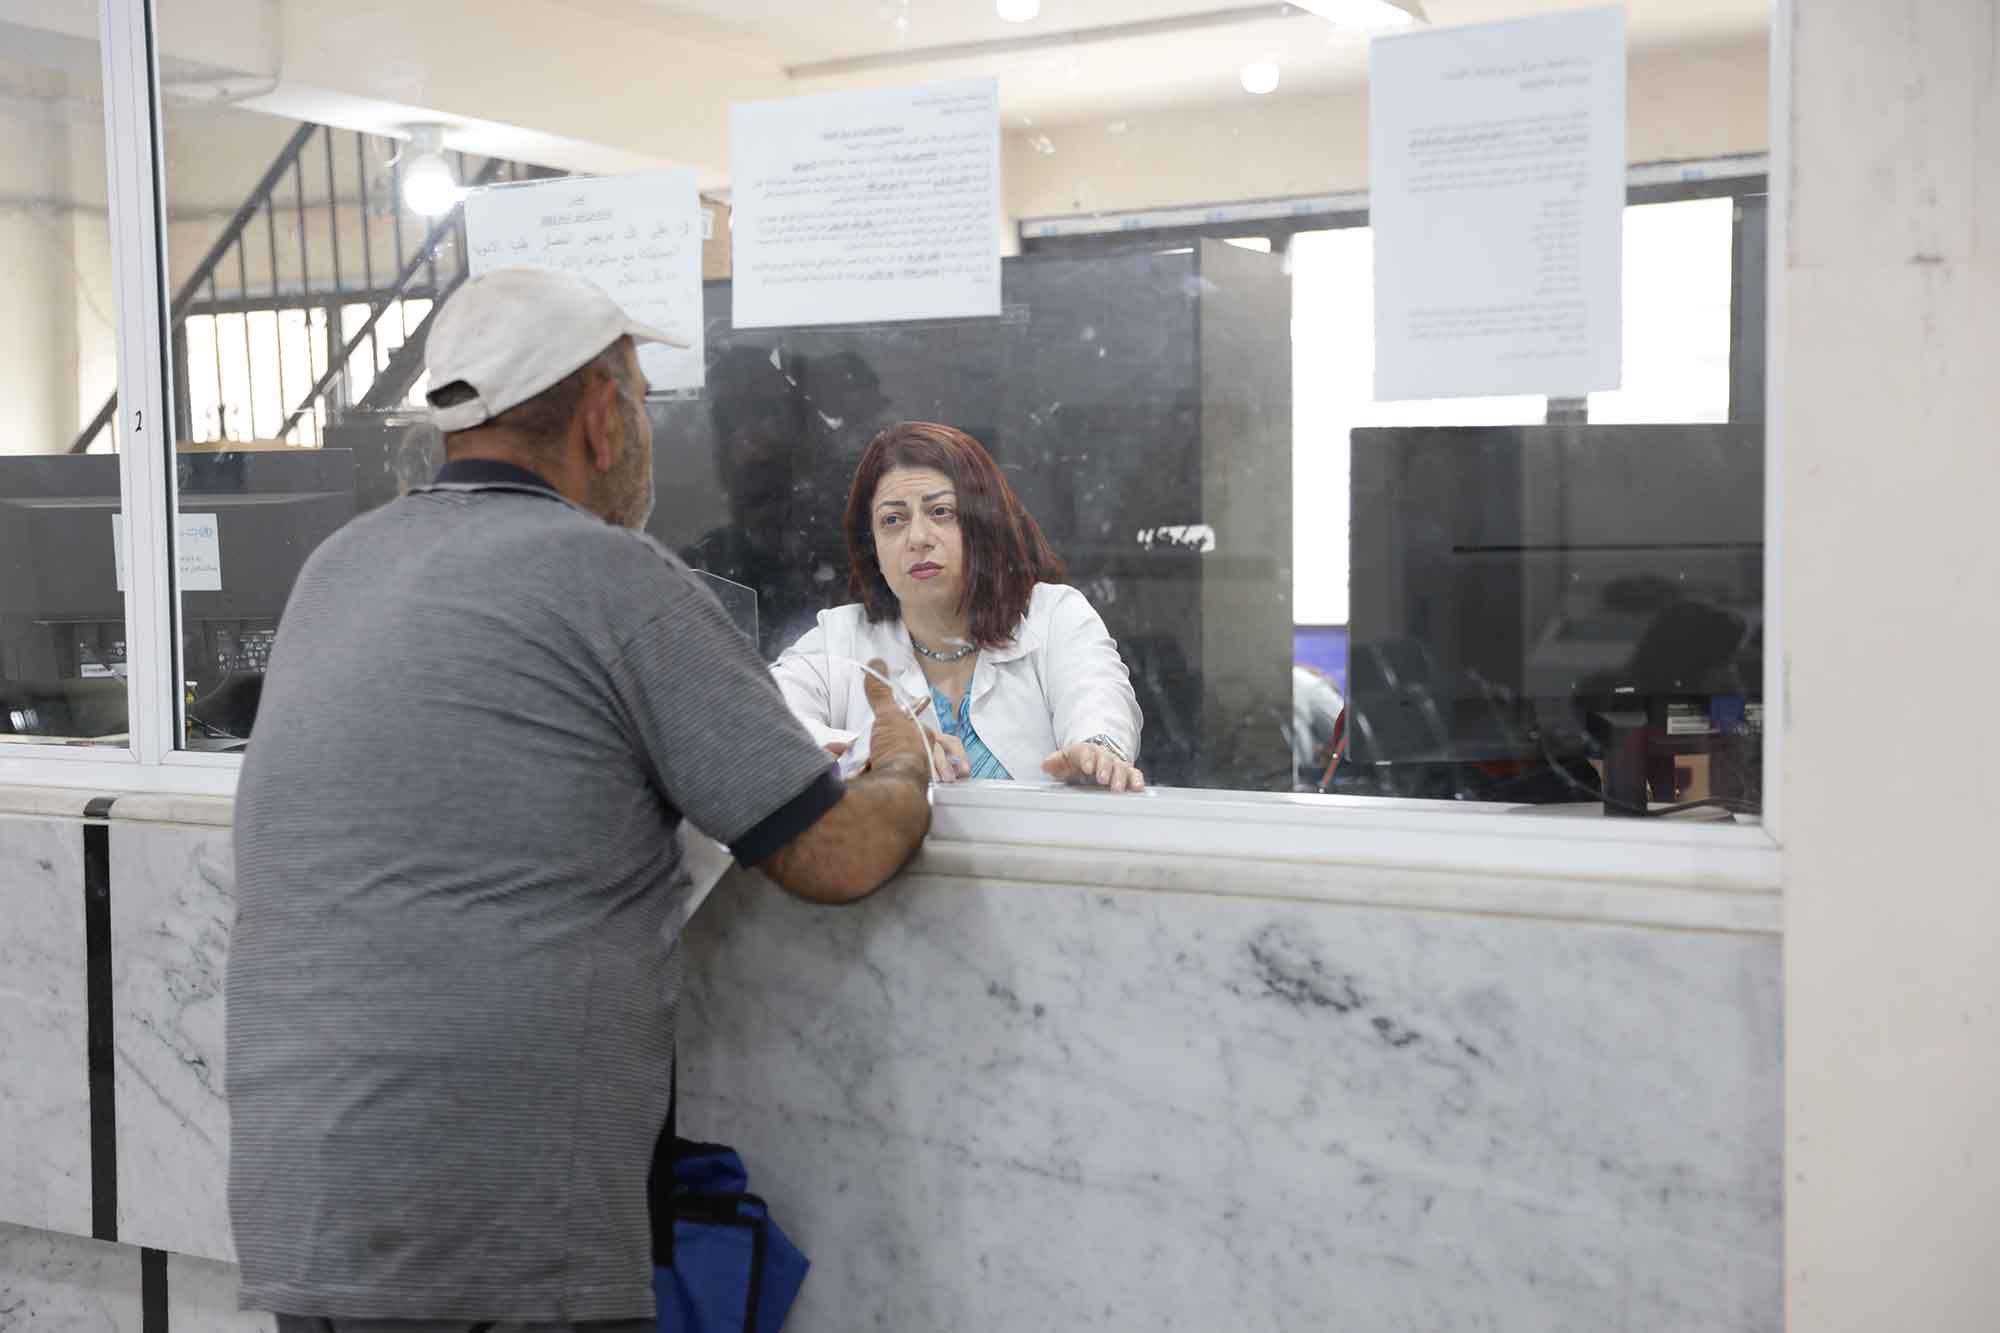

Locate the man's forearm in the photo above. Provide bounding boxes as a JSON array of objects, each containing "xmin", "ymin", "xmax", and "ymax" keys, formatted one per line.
[
  {"xmin": 762, "ymin": 758, "xmax": 930, "ymax": 904},
  {"xmin": 835, "ymin": 762, "xmax": 932, "ymax": 892}
]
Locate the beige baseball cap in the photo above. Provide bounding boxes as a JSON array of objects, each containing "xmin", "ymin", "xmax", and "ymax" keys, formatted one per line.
[{"xmin": 424, "ymin": 267, "xmax": 688, "ymax": 432}]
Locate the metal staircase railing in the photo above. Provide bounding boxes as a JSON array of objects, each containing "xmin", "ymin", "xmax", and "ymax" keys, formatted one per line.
[
  {"xmin": 71, "ymin": 122, "xmax": 552, "ymax": 455},
  {"xmin": 270, "ymin": 153, "xmax": 509, "ymax": 441}
]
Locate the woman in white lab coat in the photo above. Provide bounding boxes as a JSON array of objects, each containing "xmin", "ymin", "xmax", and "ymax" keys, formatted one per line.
[{"xmin": 771, "ymin": 421, "xmax": 1145, "ymax": 791}]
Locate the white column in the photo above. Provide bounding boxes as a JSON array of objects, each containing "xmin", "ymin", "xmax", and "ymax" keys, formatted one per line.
[{"xmin": 1782, "ymin": 2, "xmax": 2000, "ymax": 1330}]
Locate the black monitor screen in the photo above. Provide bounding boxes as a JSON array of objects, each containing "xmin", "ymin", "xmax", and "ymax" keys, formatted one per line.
[
  {"xmin": 1344, "ymin": 424, "xmax": 1763, "ymax": 801},
  {"xmin": 0, "ymin": 449, "xmax": 355, "ymax": 702}
]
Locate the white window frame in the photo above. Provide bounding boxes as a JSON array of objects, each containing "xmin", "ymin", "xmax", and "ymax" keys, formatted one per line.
[
  {"xmin": 0, "ymin": 0, "xmax": 1792, "ymax": 887},
  {"xmin": 0, "ymin": 0, "xmax": 224, "ymax": 797}
]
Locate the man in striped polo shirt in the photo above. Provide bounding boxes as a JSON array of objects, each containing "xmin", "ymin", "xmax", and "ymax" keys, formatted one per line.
[{"xmin": 227, "ymin": 269, "xmax": 932, "ymax": 1332}]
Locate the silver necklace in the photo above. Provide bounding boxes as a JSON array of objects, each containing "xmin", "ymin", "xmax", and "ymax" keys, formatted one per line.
[{"xmin": 910, "ymin": 633, "xmax": 977, "ymax": 663}]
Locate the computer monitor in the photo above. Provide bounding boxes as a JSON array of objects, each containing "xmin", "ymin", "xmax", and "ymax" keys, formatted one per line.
[
  {"xmin": 0, "ymin": 449, "xmax": 355, "ymax": 716},
  {"xmin": 1341, "ymin": 423, "xmax": 1764, "ymax": 803}
]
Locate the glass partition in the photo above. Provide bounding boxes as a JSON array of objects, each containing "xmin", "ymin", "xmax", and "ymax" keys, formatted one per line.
[
  {"xmin": 1590, "ymin": 196, "xmax": 1737, "ymax": 425},
  {"xmin": 142, "ymin": 0, "xmax": 1770, "ymax": 815},
  {"xmin": 154, "ymin": 0, "xmax": 556, "ymax": 748},
  {"xmin": 0, "ymin": 14, "xmax": 130, "ymax": 746}
]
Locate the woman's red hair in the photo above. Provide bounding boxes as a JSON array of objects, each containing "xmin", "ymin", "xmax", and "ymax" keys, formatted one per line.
[{"xmin": 844, "ymin": 422, "xmax": 1066, "ymax": 648}]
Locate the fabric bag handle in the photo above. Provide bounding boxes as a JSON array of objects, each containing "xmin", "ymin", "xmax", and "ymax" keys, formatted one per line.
[
  {"xmin": 649, "ymin": 1047, "xmax": 679, "ymax": 1268},
  {"xmin": 649, "ymin": 938, "xmax": 684, "ymax": 1269}
]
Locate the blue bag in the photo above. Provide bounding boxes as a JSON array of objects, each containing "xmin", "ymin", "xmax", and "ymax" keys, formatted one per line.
[{"xmin": 650, "ymin": 1067, "xmax": 809, "ymax": 1333}]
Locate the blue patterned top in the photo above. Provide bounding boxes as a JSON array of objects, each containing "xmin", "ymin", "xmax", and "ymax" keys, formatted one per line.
[{"xmin": 928, "ymin": 684, "xmax": 1013, "ymax": 781}]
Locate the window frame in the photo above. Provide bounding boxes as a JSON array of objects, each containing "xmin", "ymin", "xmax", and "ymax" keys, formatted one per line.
[
  {"xmin": 0, "ymin": 0, "xmax": 199, "ymax": 793},
  {"xmin": 0, "ymin": 0, "xmax": 1791, "ymax": 886}
]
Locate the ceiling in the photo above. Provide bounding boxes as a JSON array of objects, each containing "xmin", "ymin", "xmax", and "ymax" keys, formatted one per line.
[
  {"xmin": 0, "ymin": 0, "xmax": 1771, "ymax": 200},
  {"xmin": 634, "ymin": 0, "xmax": 1770, "ymax": 126},
  {"xmin": 0, "ymin": 19, "xmax": 243, "ymax": 100}
]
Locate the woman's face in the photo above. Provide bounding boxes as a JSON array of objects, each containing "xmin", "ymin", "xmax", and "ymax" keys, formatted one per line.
[{"xmin": 870, "ymin": 465, "xmax": 965, "ymax": 623}]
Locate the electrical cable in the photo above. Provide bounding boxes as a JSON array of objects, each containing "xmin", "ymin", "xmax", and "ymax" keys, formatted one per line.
[{"xmin": 185, "ymin": 713, "xmax": 247, "ymax": 742}]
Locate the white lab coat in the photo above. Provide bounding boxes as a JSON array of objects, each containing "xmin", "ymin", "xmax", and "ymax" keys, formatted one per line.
[{"xmin": 770, "ymin": 582, "xmax": 1142, "ymax": 781}]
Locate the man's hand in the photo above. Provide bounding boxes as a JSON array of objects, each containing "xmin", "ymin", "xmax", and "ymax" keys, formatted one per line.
[
  {"xmin": 760, "ymin": 658, "xmax": 932, "ymax": 905},
  {"xmin": 862, "ymin": 659, "xmax": 933, "ymax": 782},
  {"xmin": 1041, "ymin": 741, "xmax": 1146, "ymax": 793},
  {"xmin": 882, "ymin": 689, "xmax": 969, "ymax": 781}
]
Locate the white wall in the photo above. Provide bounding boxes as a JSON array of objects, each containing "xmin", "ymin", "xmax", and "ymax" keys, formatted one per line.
[
  {"xmin": 1003, "ymin": 34, "xmax": 1770, "ymax": 221},
  {"xmin": 243, "ymin": 0, "xmax": 776, "ymax": 183},
  {"xmin": 0, "ymin": 0, "xmax": 275, "ymax": 84},
  {"xmin": 0, "ymin": 84, "xmax": 105, "ymax": 456},
  {"xmin": 65, "ymin": 114, "xmax": 117, "ymax": 444},
  {"xmin": 7, "ymin": 2, "xmax": 1776, "ymax": 224},
  {"xmin": 0, "ymin": 211, "xmax": 69, "ymax": 453},
  {"xmin": 0, "ymin": 90, "xmax": 270, "ymax": 456},
  {"xmin": 5, "ymin": 0, "xmax": 773, "ymax": 182},
  {"xmin": 1781, "ymin": 2, "xmax": 2000, "ymax": 1330}
]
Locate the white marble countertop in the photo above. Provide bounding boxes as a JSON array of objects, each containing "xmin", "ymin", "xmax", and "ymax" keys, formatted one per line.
[{"xmin": 0, "ymin": 779, "xmax": 1781, "ymax": 934}]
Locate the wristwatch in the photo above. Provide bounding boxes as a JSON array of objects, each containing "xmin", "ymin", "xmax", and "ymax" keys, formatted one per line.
[{"xmin": 1081, "ymin": 734, "xmax": 1128, "ymax": 763}]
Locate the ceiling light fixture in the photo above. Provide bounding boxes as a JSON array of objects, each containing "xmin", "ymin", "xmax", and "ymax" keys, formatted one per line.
[
  {"xmin": 996, "ymin": 0, "xmax": 1040, "ymax": 21},
  {"xmin": 399, "ymin": 125, "xmax": 462, "ymax": 217},
  {"xmin": 1291, "ymin": 0, "xmax": 1418, "ymax": 32},
  {"xmin": 1240, "ymin": 61, "xmax": 1281, "ymax": 95}
]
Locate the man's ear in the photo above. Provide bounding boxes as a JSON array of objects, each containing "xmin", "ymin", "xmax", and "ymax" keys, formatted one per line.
[{"xmin": 581, "ymin": 369, "xmax": 620, "ymax": 475}]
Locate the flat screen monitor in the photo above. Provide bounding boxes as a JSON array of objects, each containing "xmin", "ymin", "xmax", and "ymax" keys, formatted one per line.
[
  {"xmin": 0, "ymin": 449, "xmax": 355, "ymax": 686},
  {"xmin": 1343, "ymin": 424, "xmax": 1763, "ymax": 799}
]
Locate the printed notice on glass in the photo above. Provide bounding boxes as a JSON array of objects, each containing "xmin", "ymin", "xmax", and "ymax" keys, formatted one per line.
[
  {"xmin": 464, "ymin": 169, "xmax": 705, "ymax": 391},
  {"xmin": 730, "ymin": 78, "xmax": 1001, "ymax": 329},
  {"xmin": 1369, "ymin": 8, "xmax": 1625, "ymax": 400},
  {"xmin": 113, "ymin": 513, "xmax": 221, "ymax": 592}
]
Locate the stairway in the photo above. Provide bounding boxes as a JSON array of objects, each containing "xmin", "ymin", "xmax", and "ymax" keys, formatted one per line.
[{"xmin": 72, "ymin": 123, "xmax": 556, "ymax": 455}]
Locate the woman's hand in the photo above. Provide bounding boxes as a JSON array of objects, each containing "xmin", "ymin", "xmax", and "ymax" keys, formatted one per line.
[
  {"xmin": 1041, "ymin": 741, "xmax": 1146, "ymax": 793},
  {"xmin": 925, "ymin": 727, "xmax": 971, "ymax": 781}
]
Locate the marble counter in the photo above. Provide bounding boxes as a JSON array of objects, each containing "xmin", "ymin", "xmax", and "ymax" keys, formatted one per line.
[
  {"xmin": 109, "ymin": 824, "xmax": 237, "ymax": 1262},
  {"xmin": 677, "ymin": 870, "xmax": 1782, "ymax": 1332},
  {"xmin": 0, "ymin": 1222, "xmax": 271, "ymax": 1333},
  {"xmin": 0, "ymin": 817, "xmax": 92, "ymax": 1240},
  {"xmin": 167, "ymin": 1251, "xmax": 273, "ymax": 1332},
  {"xmin": 0, "ymin": 799, "xmax": 1781, "ymax": 1330},
  {"xmin": 0, "ymin": 1221, "xmax": 140, "ymax": 1333}
]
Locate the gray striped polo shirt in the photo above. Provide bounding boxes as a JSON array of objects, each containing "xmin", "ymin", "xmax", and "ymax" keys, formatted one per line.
[{"xmin": 227, "ymin": 460, "xmax": 840, "ymax": 1323}]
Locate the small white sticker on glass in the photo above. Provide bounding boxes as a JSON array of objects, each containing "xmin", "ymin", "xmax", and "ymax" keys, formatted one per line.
[{"xmin": 112, "ymin": 513, "xmax": 223, "ymax": 592}]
